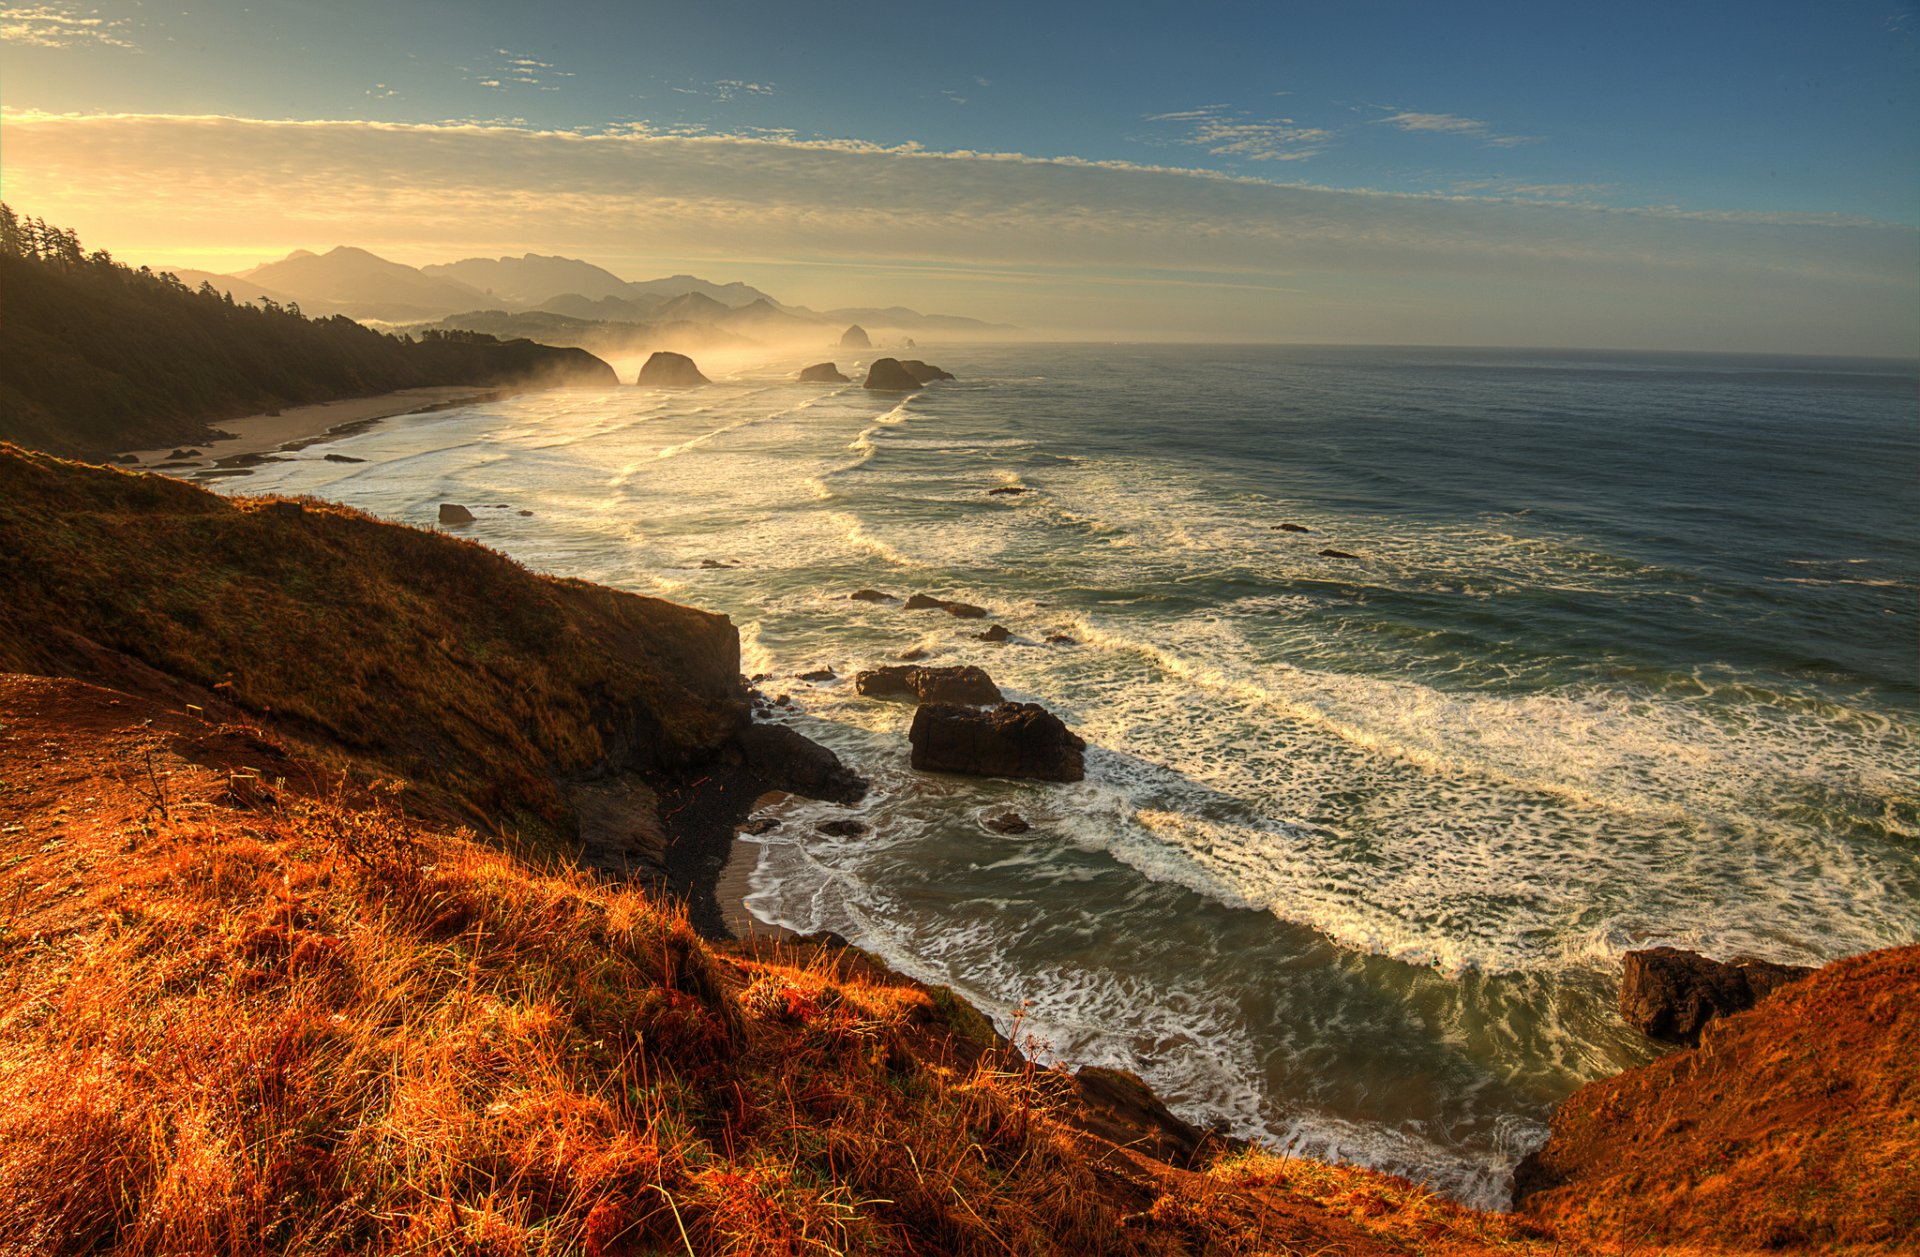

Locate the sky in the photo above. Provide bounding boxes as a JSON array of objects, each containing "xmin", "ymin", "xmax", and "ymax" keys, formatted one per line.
[{"xmin": 2, "ymin": 1, "xmax": 1917, "ymax": 352}]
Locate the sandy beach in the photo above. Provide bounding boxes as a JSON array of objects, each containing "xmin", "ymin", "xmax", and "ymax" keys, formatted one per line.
[{"xmin": 118, "ymin": 385, "xmax": 503, "ymax": 477}]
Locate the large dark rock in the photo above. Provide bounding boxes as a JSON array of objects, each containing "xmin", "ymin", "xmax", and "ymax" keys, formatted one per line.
[
  {"xmin": 903, "ymin": 592, "xmax": 987, "ymax": 619},
  {"xmin": 855, "ymin": 665, "xmax": 1003, "ymax": 706},
  {"xmin": 863, "ymin": 358, "xmax": 922, "ymax": 391},
  {"xmin": 840, "ymin": 324, "xmax": 871, "ymax": 349},
  {"xmin": 438, "ymin": 503, "xmax": 475, "ymax": 524},
  {"xmin": 908, "ymin": 701, "xmax": 1085, "ymax": 782},
  {"xmin": 637, "ymin": 351, "xmax": 711, "ymax": 387},
  {"xmin": 799, "ymin": 362, "xmax": 850, "ymax": 383},
  {"xmin": 898, "ymin": 359, "xmax": 955, "ymax": 383},
  {"xmin": 1620, "ymin": 947, "xmax": 1815, "ymax": 1045},
  {"xmin": 848, "ymin": 588, "xmax": 897, "ymax": 603},
  {"xmin": 733, "ymin": 722, "xmax": 867, "ymax": 804}
]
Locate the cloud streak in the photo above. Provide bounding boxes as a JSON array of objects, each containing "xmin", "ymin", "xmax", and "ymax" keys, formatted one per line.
[
  {"xmin": 2, "ymin": 111, "xmax": 1912, "ymax": 353},
  {"xmin": 0, "ymin": 3, "xmax": 133, "ymax": 49},
  {"xmin": 1146, "ymin": 104, "xmax": 1333, "ymax": 162},
  {"xmin": 1374, "ymin": 108, "xmax": 1541, "ymax": 147}
]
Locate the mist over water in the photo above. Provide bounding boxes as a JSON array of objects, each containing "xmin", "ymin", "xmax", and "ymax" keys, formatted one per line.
[{"xmin": 221, "ymin": 343, "xmax": 1920, "ymax": 1207}]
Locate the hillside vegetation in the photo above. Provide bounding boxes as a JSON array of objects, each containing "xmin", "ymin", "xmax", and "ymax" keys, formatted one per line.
[{"xmin": 0, "ymin": 206, "xmax": 616, "ymax": 460}]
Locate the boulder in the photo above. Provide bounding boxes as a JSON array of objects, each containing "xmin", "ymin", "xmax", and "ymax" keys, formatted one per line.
[
  {"xmin": 323, "ymin": 453, "xmax": 366, "ymax": 464},
  {"xmin": 799, "ymin": 362, "xmax": 850, "ymax": 383},
  {"xmin": 976, "ymin": 624, "xmax": 1012, "ymax": 643},
  {"xmin": 898, "ymin": 360, "xmax": 956, "ymax": 383},
  {"xmin": 987, "ymin": 486, "xmax": 1028, "ymax": 496},
  {"xmin": 904, "ymin": 593, "xmax": 988, "ymax": 619},
  {"xmin": 983, "ymin": 811, "xmax": 1031, "ymax": 835},
  {"xmin": 438, "ymin": 503, "xmax": 476, "ymax": 524},
  {"xmin": 855, "ymin": 665, "xmax": 1003, "ymax": 706},
  {"xmin": 795, "ymin": 667, "xmax": 836, "ymax": 682},
  {"xmin": 637, "ymin": 351, "xmax": 710, "ymax": 387},
  {"xmin": 908, "ymin": 701, "xmax": 1086, "ymax": 782},
  {"xmin": 733, "ymin": 722, "xmax": 867, "ymax": 804},
  {"xmin": 840, "ymin": 324, "xmax": 872, "ymax": 349},
  {"xmin": 1620, "ymin": 947, "xmax": 1816, "ymax": 1045},
  {"xmin": 517, "ymin": 509, "xmax": 534, "ymax": 517},
  {"xmin": 1318, "ymin": 548, "xmax": 1360, "ymax": 560},
  {"xmin": 168, "ymin": 448, "xmax": 202, "ymax": 459},
  {"xmin": 816, "ymin": 817, "xmax": 869, "ymax": 838},
  {"xmin": 1045, "ymin": 634, "xmax": 1078, "ymax": 646},
  {"xmin": 1272, "ymin": 523, "xmax": 1311, "ymax": 533},
  {"xmin": 848, "ymin": 588, "xmax": 898, "ymax": 603},
  {"xmin": 863, "ymin": 358, "xmax": 922, "ymax": 391}
]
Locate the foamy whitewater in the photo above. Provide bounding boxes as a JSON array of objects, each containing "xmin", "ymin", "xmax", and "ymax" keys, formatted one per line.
[{"xmin": 218, "ymin": 344, "xmax": 1920, "ymax": 1207}]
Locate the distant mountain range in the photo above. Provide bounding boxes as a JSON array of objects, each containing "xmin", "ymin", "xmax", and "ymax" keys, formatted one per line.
[{"xmin": 162, "ymin": 247, "xmax": 1016, "ymax": 346}]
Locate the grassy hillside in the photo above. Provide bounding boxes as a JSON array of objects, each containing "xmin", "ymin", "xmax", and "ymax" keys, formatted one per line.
[
  {"xmin": 0, "ymin": 205, "xmax": 616, "ymax": 459},
  {"xmin": 0, "ymin": 445, "xmax": 746, "ymax": 841}
]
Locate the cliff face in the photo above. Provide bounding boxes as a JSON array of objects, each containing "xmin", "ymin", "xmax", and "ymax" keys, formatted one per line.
[
  {"xmin": 1516, "ymin": 945, "xmax": 1920, "ymax": 1252},
  {"xmin": 0, "ymin": 444, "xmax": 747, "ymax": 839}
]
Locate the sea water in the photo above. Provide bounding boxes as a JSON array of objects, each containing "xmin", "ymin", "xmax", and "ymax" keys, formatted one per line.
[{"xmin": 218, "ymin": 344, "xmax": 1920, "ymax": 1206}]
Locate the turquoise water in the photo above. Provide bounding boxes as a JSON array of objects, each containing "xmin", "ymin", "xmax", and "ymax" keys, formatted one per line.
[{"xmin": 220, "ymin": 344, "xmax": 1920, "ymax": 1205}]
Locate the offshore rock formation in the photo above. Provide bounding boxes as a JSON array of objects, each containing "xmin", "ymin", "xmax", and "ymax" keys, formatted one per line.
[
  {"xmin": 908, "ymin": 701, "xmax": 1086, "ymax": 782},
  {"xmin": 862, "ymin": 357, "xmax": 922, "ymax": 391},
  {"xmin": 637, "ymin": 350, "xmax": 710, "ymax": 387},
  {"xmin": 437, "ymin": 503, "xmax": 475, "ymax": 524},
  {"xmin": 1618, "ymin": 946, "xmax": 1814, "ymax": 1045},
  {"xmin": 904, "ymin": 592, "xmax": 988, "ymax": 619},
  {"xmin": 898, "ymin": 359, "xmax": 956, "ymax": 383},
  {"xmin": 855, "ymin": 664, "xmax": 1004, "ymax": 706},
  {"xmin": 839, "ymin": 324, "xmax": 871, "ymax": 348},
  {"xmin": 798, "ymin": 362, "xmax": 850, "ymax": 383}
]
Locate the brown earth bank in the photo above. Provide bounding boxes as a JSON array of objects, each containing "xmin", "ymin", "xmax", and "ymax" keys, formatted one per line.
[{"xmin": 2, "ymin": 445, "xmax": 1915, "ymax": 1254}]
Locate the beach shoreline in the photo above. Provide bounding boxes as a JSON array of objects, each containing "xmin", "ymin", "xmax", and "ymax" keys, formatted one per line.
[{"xmin": 117, "ymin": 385, "xmax": 505, "ymax": 477}]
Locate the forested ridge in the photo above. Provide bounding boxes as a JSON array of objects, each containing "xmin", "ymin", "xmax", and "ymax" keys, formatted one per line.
[{"xmin": 0, "ymin": 206, "xmax": 616, "ymax": 460}]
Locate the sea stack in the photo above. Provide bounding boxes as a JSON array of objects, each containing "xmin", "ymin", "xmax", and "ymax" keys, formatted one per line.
[
  {"xmin": 799, "ymin": 362, "xmax": 850, "ymax": 383},
  {"xmin": 908, "ymin": 701, "xmax": 1086, "ymax": 782},
  {"xmin": 863, "ymin": 358, "xmax": 922, "ymax": 391},
  {"xmin": 636, "ymin": 351, "xmax": 710, "ymax": 387},
  {"xmin": 840, "ymin": 324, "xmax": 871, "ymax": 349}
]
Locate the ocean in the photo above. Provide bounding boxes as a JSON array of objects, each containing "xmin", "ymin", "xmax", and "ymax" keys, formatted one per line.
[{"xmin": 215, "ymin": 343, "xmax": 1920, "ymax": 1207}]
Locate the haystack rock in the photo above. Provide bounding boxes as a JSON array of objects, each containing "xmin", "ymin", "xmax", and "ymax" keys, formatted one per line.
[
  {"xmin": 840, "ymin": 324, "xmax": 871, "ymax": 349},
  {"xmin": 1619, "ymin": 947, "xmax": 1815, "ymax": 1045},
  {"xmin": 898, "ymin": 360, "xmax": 956, "ymax": 384},
  {"xmin": 863, "ymin": 358, "xmax": 922, "ymax": 391},
  {"xmin": 438, "ymin": 503, "xmax": 475, "ymax": 524},
  {"xmin": 636, "ymin": 351, "xmax": 710, "ymax": 387},
  {"xmin": 855, "ymin": 664, "xmax": 1003, "ymax": 706},
  {"xmin": 908, "ymin": 701, "xmax": 1086, "ymax": 782},
  {"xmin": 799, "ymin": 362, "xmax": 850, "ymax": 383}
]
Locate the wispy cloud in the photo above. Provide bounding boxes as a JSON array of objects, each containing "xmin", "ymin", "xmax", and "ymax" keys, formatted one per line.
[
  {"xmin": 0, "ymin": 3, "xmax": 134, "ymax": 49},
  {"xmin": 1373, "ymin": 108, "xmax": 1540, "ymax": 147},
  {"xmin": 1145, "ymin": 104, "xmax": 1332, "ymax": 162},
  {"xmin": 712, "ymin": 79, "xmax": 773, "ymax": 100},
  {"xmin": 465, "ymin": 49, "xmax": 573, "ymax": 91},
  {"xmin": 1452, "ymin": 178, "xmax": 1615, "ymax": 202},
  {"xmin": 2, "ymin": 111, "xmax": 1911, "ymax": 352}
]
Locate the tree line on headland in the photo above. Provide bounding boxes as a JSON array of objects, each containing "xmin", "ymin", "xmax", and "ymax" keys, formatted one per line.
[{"xmin": 0, "ymin": 205, "xmax": 615, "ymax": 461}]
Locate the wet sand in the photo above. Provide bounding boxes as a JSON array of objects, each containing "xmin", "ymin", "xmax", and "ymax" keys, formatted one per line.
[
  {"xmin": 719, "ymin": 831, "xmax": 805, "ymax": 942},
  {"xmin": 118, "ymin": 386, "xmax": 502, "ymax": 476}
]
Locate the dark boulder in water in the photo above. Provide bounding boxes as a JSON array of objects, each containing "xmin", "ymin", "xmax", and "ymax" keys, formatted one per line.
[
  {"xmin": 855, "ymin": 664, "xmax": 1003, "ymax": 706},
  {"xmin": 323, "ymin": 453, "xmax": 366, "ymax": 464},
  {"xmin": 637, "ymin": 351, "xmax": 710, "ymax": 387},
  {"xmin": 438, "ymin": 503, "xmax": 475, "ymax": 524},
  {"xmin": 976, "ymin": 624, "xmax": 1012, "ymax": 643},
  {"xmin": 983, "ymin": 811, "xmax": 1031, "ymax": 835},
  {"xmin": 1045, "ymin": 633, "xmax": 1078, "ymax": 646},
  {"xmin": 898, "ymin": 359, "xmax": 955, "ymax": 383},
  {"xmin": 840, "ymin": 324, "xmax": 871, "ymax": 349},
  {"xmin": 908, "ymin": 701, "xmax": 1086, "ymax": 782},
  {"xmin": 848, "ymin": 588, "xmax": 897, "ymax": 603},
  {"xmin": 987, "ymin": 486, "xmax": 1028, "ymax": 496},
  {"xmin": 732, "ymin": 721, "xmax": 867, "ymax": 804},
  {"xmin": 815, "ymin": 817, "xmax": 869, "ymax": 838},
  {"xmin": 1319, "ymin": 548, "xmax": 1360, "ymax": 560},
  {"xmin": 1620, "ymin": 947, "xmax": 1815, "ymax": 1045},
  {"xmin": 795, "ymin": 667, "xmax": 836, "ymax": 682},
  {"xmin": 904, "ymin": 592, "xmax": 987, "ymax": 619},
  {"xmin": 799, "ymin": 362, "xmax": 850, "ymax": 383},
  {"xmin": 1273, "ymin": 523, "xmax": 1311, "ymax": 533},
  {"xmin": 863, "ymin": 358, "xmax": 922, "ymax": 391}
]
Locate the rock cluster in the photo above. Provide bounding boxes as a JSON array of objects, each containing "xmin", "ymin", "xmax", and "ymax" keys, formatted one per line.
[
  {"xmin": 908, "ymin": 701, "xmax": 1085, "ymax": 782},
  {"xmin": 904, "ymin": 593, "xmax": 987, "ymax": 618}
]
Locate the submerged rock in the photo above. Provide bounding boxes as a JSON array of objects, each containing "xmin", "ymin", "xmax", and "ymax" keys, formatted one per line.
[
  {"xmin": 987, "ymin": 486, "xmax": 1028, "ymax": 496},
  {"xmin": 908, "ymin": 701, "xmax": 1086, "ymax": 782},
  {"xmin": 799, "ymin": 362, "xmax": 850, "ymax": 383},
  {"xmin": 848, "ymin": 588, "xmax": 898, "ymax": 603},
  {"xmin": 983, "ymin": 811, "xmax": 1031, "ymax": 835},
  {"xmin": 815, "ymin": 817, "xmax": 869, "ymax": 838},
  {"xmin": 855, "ymin": 664, "xmax": 1003, "ymax": 706},
  {"xmin": 637, "ymin": 351, "xmax": 711, "ymax": 387},
  {"xmin": 975, "ymin": 625, "xmax": 1012, "ymax": 643},
  {"xmin": 1045, "ymin": 634, "xmax": 1078, "ymax": 646},
  {"xmin": 323, "ymin": 453, "xmax": 366, "ymax": 464},
  {"xmin": 438, "ymin": 503, "xmax": 475, "ymax": 524},
  {"xmin": 863, "ymin": 357, "xmax": 922, "ymax": 391},
  {"xmin": 1272, "ymin": 523, "xmax": 1311, "ymax": 533},
  {"xmin": 1620, "ymin": 947, "xmax": 1815, "ymax": 1045},
  {"xmin": 904, "ymin": 593, "xmax": 988, "ymax": 619},
  {"xmin": 795, "ymin": 667, "xmax": 836, "ymax": 682},
  {"xmin": 1318, "ymin": 548, "xmax": 1360, "ymax": 560},
  {"xmin": 840, "ymin": 324, "xmax": 871, "ymax": 349}
]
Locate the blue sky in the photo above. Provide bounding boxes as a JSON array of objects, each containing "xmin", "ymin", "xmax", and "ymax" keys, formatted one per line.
[{"xmin": 3, "ymin": 1, "xmax": 1917, "ymax": 350}]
